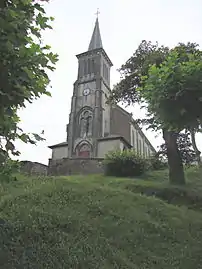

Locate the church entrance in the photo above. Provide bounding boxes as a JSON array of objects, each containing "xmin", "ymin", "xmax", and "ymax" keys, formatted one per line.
[
  {"xmin": 78, "ymin": 150, "xmax": 90, "ymax": 158},
  {"xmin": 76, "ymin": 143, "xmax": 91, "ymax": 158}
]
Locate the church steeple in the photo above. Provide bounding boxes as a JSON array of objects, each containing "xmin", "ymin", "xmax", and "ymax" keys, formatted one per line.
[
  {"xmin": 68, "ymin": 13, "xmax": 113, "ymax": 158},
  {"xmin": 88, "ymin": 17, "xmax": 103, "ymax": 51}
]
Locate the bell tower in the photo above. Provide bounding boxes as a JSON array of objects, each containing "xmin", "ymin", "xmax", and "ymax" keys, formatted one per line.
[{"xmin": 68, "ymin": 16, "xmax": 113, "ymax": 158}]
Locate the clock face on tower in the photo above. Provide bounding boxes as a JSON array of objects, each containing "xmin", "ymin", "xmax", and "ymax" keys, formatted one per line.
[{"xmin": 83, "ymin": 88, "xmax": 90, "ymax": 96}]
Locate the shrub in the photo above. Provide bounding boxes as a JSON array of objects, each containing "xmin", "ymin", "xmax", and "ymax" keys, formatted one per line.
[
  {"xmin": 0, "ymin": 158, "xmax": 20, "ymax": 182},
  {"xmin": 147, "ymin": 155, "xmax": 167, "ymax": 171},
  {"xmin": 103, "ymin": 150, "xmax": 147, "ymax": 177}
]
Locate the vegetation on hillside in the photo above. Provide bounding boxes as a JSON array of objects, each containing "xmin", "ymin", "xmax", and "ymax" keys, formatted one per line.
[
  {"xmin": 1, "ymin": 168, "xmax": 202, "ymax": 268},
  {"xmin": 0, "ymin": 0, "xmax": 58, "ymax": 173},
  {"xmin": 103, "ymin": 149, "xmax": 167, "ymax": 178},
  {"xmin": 1, "ymin": 2, "xmax": 202, "ymax": 267},
  {"xmin": 104, "ymin": 149, "xmax": 147, "ymax": 177}
]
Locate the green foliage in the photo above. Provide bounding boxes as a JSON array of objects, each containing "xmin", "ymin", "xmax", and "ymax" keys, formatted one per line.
[
  {"xmin": 126, "ymin": 176, "xmax": 202, "ymax": 211},
  {"xmin": 103, "ymin": 150, "xmax": 147, "ymax": 177},
  {"xmin": 140, "ymin": 47, "xmax": 202, "ymax": 131},
  {"xmin": 124, "ymin": 167, "xmax": 202, "ymax": 211},
  {"xmin": 0, "ymin": 157, "xmax": 19, "ymax": 182},
  {"xmin": 0, "ymin": 0, "xmax": 58, "ymax": 166},
  {"xmin": 109, "ymin": 40, "xmax": 169, "ymax": 106},
  {"xmin": 146, "ymin": 155, "xmax": 167, "ymax": 171},
  {"xmin": 110, "ymin": 41, "xmax": 202, "ymax": 185},
  {"xmin": 109, "ymin": 41, "xmax": 202, "ymax": 185},
  {"xmin": 137, "ymin": 43, "xmax": 202, "ymax": 184},
  {"xmin": 1, "ymin": 170, "xmax": 202, "ymax": 268}
]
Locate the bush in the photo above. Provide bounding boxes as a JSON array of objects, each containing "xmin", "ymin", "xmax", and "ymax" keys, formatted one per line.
[
  {"xmin": 103, "ymin": 150, "xmax": 147, "ymax": 177},
  {"xmin": 0, "ymin": 158, "xmax": 20, "ymax": 182},
  {"xmin": 147, "ymin": 155, "xmax": 167, "ymax": 171}
]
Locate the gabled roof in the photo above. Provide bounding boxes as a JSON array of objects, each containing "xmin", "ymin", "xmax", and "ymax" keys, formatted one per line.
[
  {"xmin": 97, "ymin": 135, "xmax": 132, "ymax": 149},
  {"xmin": 48, "ymin": 142, "xmax": 68, "ymax": 149}
]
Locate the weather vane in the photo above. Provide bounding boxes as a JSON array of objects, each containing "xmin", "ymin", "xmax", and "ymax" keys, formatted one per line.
[{"xmin": 95, "ymin": 8, "xmax": 100, "ymax": 18}]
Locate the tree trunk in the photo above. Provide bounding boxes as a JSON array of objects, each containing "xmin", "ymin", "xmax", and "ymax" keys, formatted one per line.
[
  {"xmin": 190, "ymin": 129, "xmax": 201, "ymax": 166},
  {"xmin": 163, "ymin": 129, "xmax": 185, "ymax": 185}
]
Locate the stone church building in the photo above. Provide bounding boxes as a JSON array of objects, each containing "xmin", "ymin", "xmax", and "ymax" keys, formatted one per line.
[{"xmin": 48, "ymin": 18, "xmax": 155, "ymax": 175}]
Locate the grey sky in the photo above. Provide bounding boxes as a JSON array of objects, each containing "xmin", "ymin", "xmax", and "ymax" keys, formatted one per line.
[{"xmin": 15, "ymin": 0, "xmax": 202, "ymax": 164}]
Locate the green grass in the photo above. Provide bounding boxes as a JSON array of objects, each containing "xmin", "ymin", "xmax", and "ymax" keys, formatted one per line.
[{"xmin": 1, "ymin": 168, "xmax": 202, "ymax": 268}]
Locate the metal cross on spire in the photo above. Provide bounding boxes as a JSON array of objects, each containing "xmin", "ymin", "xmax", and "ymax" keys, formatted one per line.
[{"xmin": 95, "ymin": 8, "xmax": 100, "ymax": 18}]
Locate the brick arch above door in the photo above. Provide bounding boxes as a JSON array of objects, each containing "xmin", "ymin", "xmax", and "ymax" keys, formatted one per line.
[{"xmin": 75, "ymin": 141, "xmax": 93, "ymax": 158}]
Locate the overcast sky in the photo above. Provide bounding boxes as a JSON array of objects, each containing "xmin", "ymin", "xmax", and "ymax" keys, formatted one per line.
[{"xmin": 15, "ymin": 0, "xmax": 202, "ymax": 164}]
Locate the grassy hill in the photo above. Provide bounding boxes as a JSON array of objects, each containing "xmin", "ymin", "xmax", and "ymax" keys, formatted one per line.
[{"xmin": 1, "ymin": 168, "xmax": 202, "ymax": 268}]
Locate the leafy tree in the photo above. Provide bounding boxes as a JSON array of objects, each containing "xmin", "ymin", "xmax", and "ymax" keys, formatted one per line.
[
  {"xmin": 157, "ymin": 132, "xmax": 196, "ymax": 165},
  {"xmin": 109, "ymin": 40, "xmax": 169, "ymax": 105},
  {"xmin": 170, "ymin": 43, "xmax": 202, "ymax": 166},
  {"xmin": 140, "ymin": 47, "xmax": 202, "ymax": 184},
  {"xmin": 109, "ymin": 41, "xmax": 202, "ymax": 184},
  {"xmin": 0, "ymin": 0, "xmax": 58, "ymax": 166}
]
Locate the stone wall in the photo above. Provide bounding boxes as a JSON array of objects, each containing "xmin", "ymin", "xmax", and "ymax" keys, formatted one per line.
[
  {"xmin": 48, "ymin": 158, "xmax": 104, "ymax": 176},
  {"xmin": 20, "ymin": 161, "xmax": 48, "ymax": 176},
  {"xmin": 111, "ymin": 106, "xmax": 131, "ymax": 142}
]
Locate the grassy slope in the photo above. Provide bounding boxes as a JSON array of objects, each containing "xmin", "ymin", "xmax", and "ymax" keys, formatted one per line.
[{"xmin": 0, "ymin": 168, "xmax": 202, "ymax": 268}]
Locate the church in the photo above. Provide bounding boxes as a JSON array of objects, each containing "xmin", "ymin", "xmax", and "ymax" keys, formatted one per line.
[{"xmin": 48, "ymin": 18, "xmax": 156, "ymax": 175}]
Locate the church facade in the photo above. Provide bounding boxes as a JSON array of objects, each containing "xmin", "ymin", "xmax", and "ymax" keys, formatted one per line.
[{"xmin": 48, "ymin": 18, "xmax": 155, "ymax": 175}]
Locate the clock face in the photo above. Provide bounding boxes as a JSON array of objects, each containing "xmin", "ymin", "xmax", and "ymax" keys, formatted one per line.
[{"xmin": 83, "ymin": 88, "xmax": 90, "ymax": 96}]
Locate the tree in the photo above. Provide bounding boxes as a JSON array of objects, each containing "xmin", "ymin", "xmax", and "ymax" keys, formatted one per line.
[
  {"xmin": 109, "ymin": 41, "xmax": 202, "ymax": 184},
  {"xmin": 0, "ymin": 0, "xmax": 58, "ymax": 166},
  {"xmin": 168, "ymin": 43, "xmax": 202, "ymax": 166},
  {"xmin": 109, "ymin": 40, "xmax": 169, "ymax": 105},
  {"xmin": 158, "ymin": 132, "xmax": 196, "ymax": 165},
  {"xmin": 140, "ymin": 48, "xmax": 202, "ymax": 184}
]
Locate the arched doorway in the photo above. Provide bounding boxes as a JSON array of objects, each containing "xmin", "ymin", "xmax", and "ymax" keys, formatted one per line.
[{"xmin": 76, "ymin": 143, "xmax": 91, "ymax": 158}]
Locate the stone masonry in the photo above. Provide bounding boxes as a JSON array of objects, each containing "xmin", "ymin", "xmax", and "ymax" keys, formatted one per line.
[
  {"xmin": 48, "ymin": 158, "xmax": 104, "ymax": 176},
  {"xmin": 20, "ymin": 161, "xmax": 48, "ymax": 176}
]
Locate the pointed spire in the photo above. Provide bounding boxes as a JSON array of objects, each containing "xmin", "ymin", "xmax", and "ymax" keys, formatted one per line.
[{"xmin": 88, "ymin": 17, "xmax": 103, "ymax": 51}]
